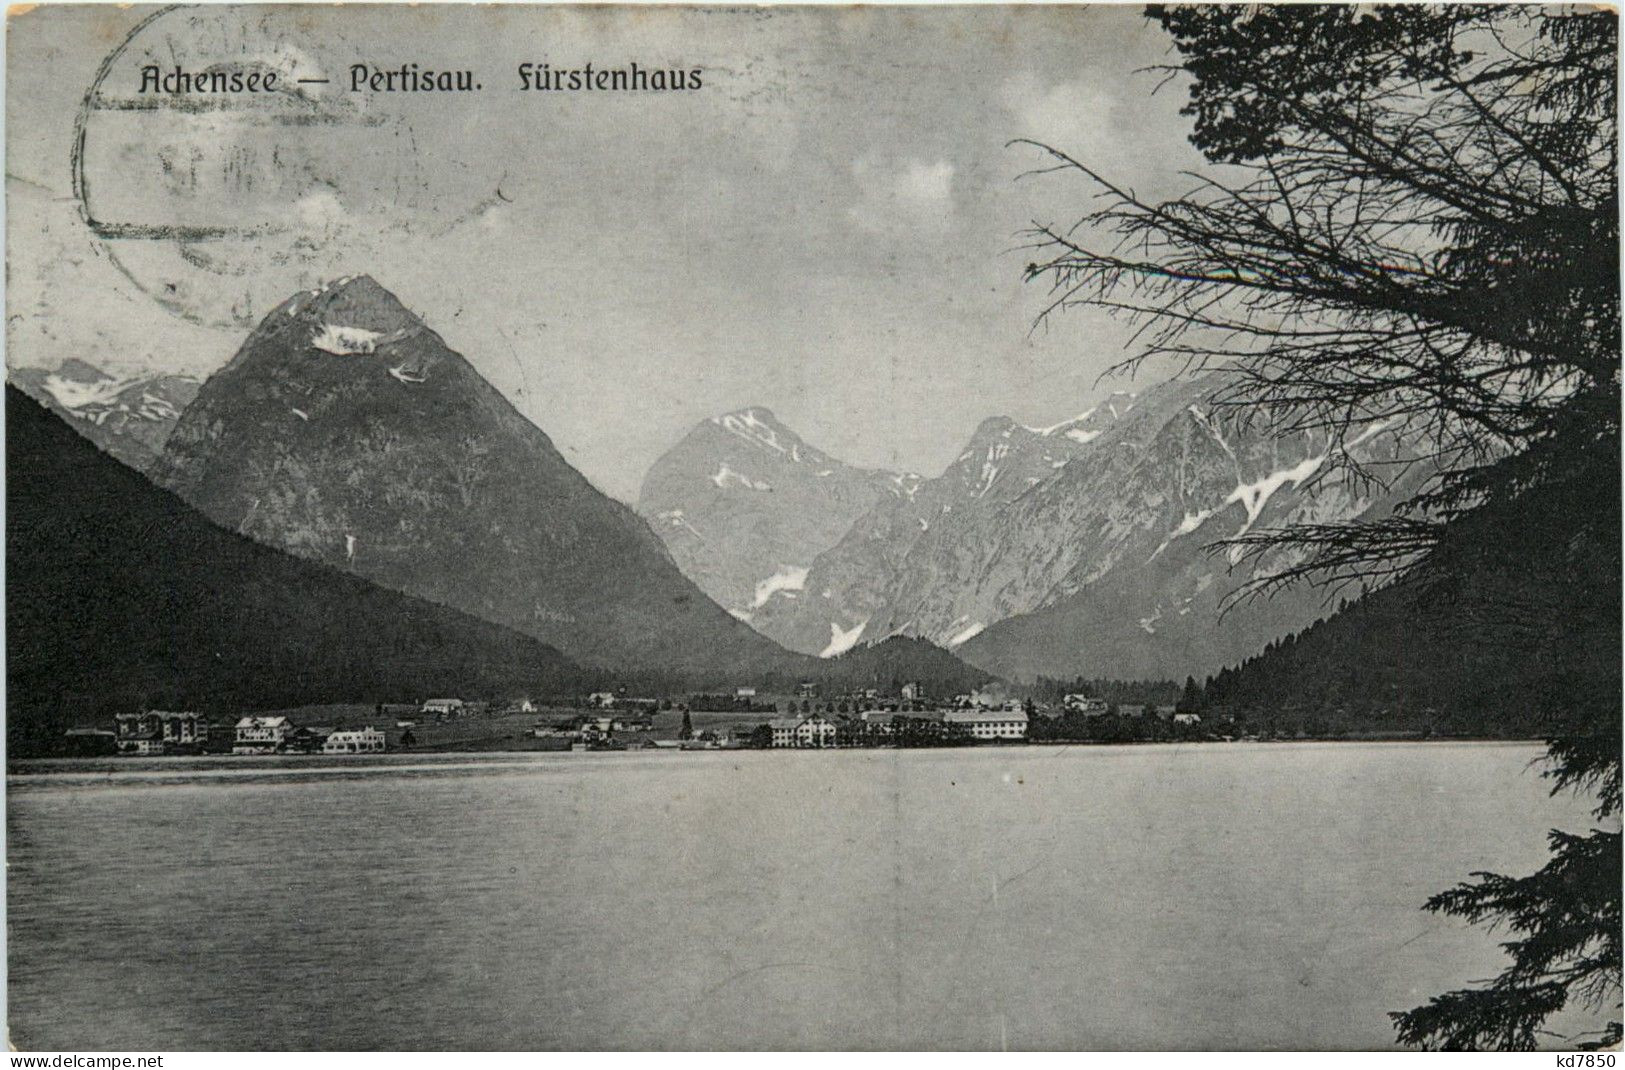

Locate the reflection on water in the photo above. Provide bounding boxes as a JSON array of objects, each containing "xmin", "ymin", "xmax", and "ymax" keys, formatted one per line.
[{"xmin": 6, "ymin": 743, "xmax": 1596, "ymax": 1050}]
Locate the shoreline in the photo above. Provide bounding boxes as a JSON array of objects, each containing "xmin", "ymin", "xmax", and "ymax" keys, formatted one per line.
[{"xmin": 6, "ymin": 734, "xmax": 1553, "ymax": 777}]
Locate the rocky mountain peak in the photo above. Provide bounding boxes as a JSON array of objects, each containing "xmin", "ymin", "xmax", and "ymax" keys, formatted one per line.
[
  {"xmin": 210, "ymin": 275, "xmax": 452, "ymax": 396},
  {"xmin": 270, "ymin": 274, "xmax": 424, "ymax": 345},
  {"xmin": 720, "ymin": 404, "xmax": 780, "ymax": 425},
  {"xmin": 703, "ymin": 406, "xmax": 819, "ymax": 463},
  {"xmin": 639, "ymin": 406, "xmax": 913, "ymax": 619},
  {"xmin": 155, "ymin": 282, "xmax": 807, "ymax": 677}
]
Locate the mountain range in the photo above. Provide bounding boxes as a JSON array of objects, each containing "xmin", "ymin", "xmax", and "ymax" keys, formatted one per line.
[
  {"xmin": 13, "ymin": 270, "xmax": 1421, "ymax": 702},
  {"xmin": 147, "ymin": 275, "xmax": 810, "ymax": 680},
  {"xmin": 10, "ymin": 359, "xmax": 199, "ymax": 473},
  {"xmin": 131, "ymin": 275, "xmax": 990, "ymax": 695},
  {"xmin": 641, "ymin": 398, "xmax": 1133, "ymax": 653},
  {"xmin": 642, "ymin": 378, "xmax": 1421, "ymax": 680}
]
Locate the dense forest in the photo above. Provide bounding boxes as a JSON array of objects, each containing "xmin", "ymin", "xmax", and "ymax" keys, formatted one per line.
[
  {"xmin": 815, "ymin": 635, "xmax": 993, "ymax": 696},
  {"xmin": 1028, "ymin": 677, "xmax": 1181, "ymax": 707},
  {"xmin": 1198, "ymin": 429, "xmax": 1618, "ymax": 740},
  {"xmin": 527, "ymin": 635, "xmax": 995, "ymax": 701}
]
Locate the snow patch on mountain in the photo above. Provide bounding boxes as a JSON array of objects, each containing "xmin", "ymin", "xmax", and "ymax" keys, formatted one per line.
[
  {"xmin": 711, "ymin": 463, "xmax": 772, "ymax": 491},
  {"xmin": 821, "ymin": 618, "xmax": 868, "ymax": 658},
  {"xmin": 712, "ymin": 409, "xmax": 791, "ymax": 456},
  {"xmin": 948, "ymin": 620, "xmax": 986, "ymax": 647},
  {"xmin": 138, "ymin": 393, "xmax": 180, "ymax": 421},
  {"xmin": 976, "ymin": 443, "xmax": 1009, "ymax": 497},
  {"xmin": 752, "ymin": 564, "xmax": 810, "ymax": 609},
  {"xmin": 41, "ymin": 373, "xmax": 123, "ymax": 411},
  {"xmin": 1227, "ymin": 453, "xmax": 1327, "ymax": 531},
  {"xmin": 1145, "ymin": 449, "xmax": 1329, "ymax": 564},
  {"xmin": 1188, "ymin": 405, "xmax": 1238, "ymax": 464},
  {"xmin": 1148, "ymin": 507, "xmax": 1214, "ymax": 561},
  {"xmin": 311, "ymin": 324, "xmax": 385, "ymax": 355}
]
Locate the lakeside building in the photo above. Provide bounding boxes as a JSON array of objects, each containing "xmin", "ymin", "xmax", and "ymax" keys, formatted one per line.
[
  {"xmin": 113, "ymin": 713, "xmax": 163, "ymax": 755},
  {"xmin": 1064, "ymin": 694, "xmax": 1109, "ymax": 715},
  {"xmin": 115, "ymin": 711, "xmax": 206, "ymax": 755},
  {"xmin": 581, "ymin": 711, "xmax": 653, "ymax": 737},
  {"xmin": 943, "ymin": 708, "xmax": 1029, "ymax": 741},
  {"xmin": 158, "ymin": 712, "xmax": 206, "ymax": 750},
  {"xmin": 233, "ymin": 716, "xmax": 291, "ymax": 755},
  {"xmin": 422, "ymin": 698, "xmax": 466, "ymax": 718},
  {"xmin": 63, "ymin": 727, "xmax": 117, "ymax": 756},
  {"xmin": 284, "ymin": 726, "xmax": 330, "ymax": 754},
  {"xmin": 1173, "ymin": 712, "xmax": 1202, "ymax": 726},
  {"xmin": 900, "ymin": 682, "xmax": 924, "ymax": 701},
  {"xmin": 323, "ymin": 727, "xmax": 386, "ymax": 754},
  {"xmin": 769, "ymin": 715, "xmax": 837, "ymax": 748},
  {"xmin": 859, "ymin": 710, "xmax": 899, "ymax": 736},
  {"xmin": 796, "ymin": 716, "xmax": 837, "ymax": 748}
]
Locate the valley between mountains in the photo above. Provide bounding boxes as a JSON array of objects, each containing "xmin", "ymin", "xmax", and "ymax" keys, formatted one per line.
[
  {"xmin": 11, "ymin": 274, "xmax": 1432, "ymax": 731},
  {"xmin": 639, "ymin": 377, "xmax": 1422, "ymax": 681}
]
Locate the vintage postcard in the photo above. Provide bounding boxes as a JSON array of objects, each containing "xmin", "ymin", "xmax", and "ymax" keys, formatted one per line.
[{"xmin": 5, "ymin": 2, "xmax": 1620, "ymax": 1054}]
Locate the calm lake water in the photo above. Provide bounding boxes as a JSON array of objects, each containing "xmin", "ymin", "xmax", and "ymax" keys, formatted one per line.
[{"xmin": 6, "ymin": 742, "xmax": 1601, "ymax": 1050}]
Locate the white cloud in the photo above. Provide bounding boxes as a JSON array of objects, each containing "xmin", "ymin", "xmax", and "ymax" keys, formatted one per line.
[
  {"xmin": 294, "ymin": 190, "xmax": 350, "ymax": 235},
  {"xmin": 1001, "ymin": 71, "xmax": 1118, "ymax": 157},
  {"xmin": 1000, "ymin": 68, "xmax": 1208, "ymax": 201},
  {"xmin": 848, "ymin": 155, "xmax": 955, "ymax": 233}
]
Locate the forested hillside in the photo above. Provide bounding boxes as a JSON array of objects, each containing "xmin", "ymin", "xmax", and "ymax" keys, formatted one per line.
[
  {"xmin": 1200, "ymin": 413, "xmax": 1619, "ymax": 738},
  {"xmin": 7, "ymin": 387, "xmax": 590, "ymax": 755}
]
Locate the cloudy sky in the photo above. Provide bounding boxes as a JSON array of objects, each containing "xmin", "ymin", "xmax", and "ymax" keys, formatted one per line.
[{"xmin": 8, "ymin": 4, "xmax": 1206, "ymax": 501}]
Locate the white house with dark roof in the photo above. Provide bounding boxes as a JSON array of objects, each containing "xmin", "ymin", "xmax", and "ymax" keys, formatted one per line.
[
  {"xmin": 768, "ymin": 715, "xmax": 837, "ymax": 748},
  {"xmin": 233, "ymin": 716, "xmax": 291, "ymax": 754},
  {"xmin": 768, "ymin": 717, "xmax": 802, "ymax": 748},
  {"xmin": 795, "ymin": 716, "xmax": 837, "ymax": 748}
]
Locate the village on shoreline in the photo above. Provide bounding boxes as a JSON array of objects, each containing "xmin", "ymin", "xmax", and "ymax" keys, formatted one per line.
[{"xmin": 41, "ymin": 675, "xmax": 1485, "ymax": 763}]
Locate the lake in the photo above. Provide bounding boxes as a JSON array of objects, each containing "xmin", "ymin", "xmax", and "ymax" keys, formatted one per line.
[{"xmin": 5, "ymin": 742, "xmax": 1601, "ymax": 1050}]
